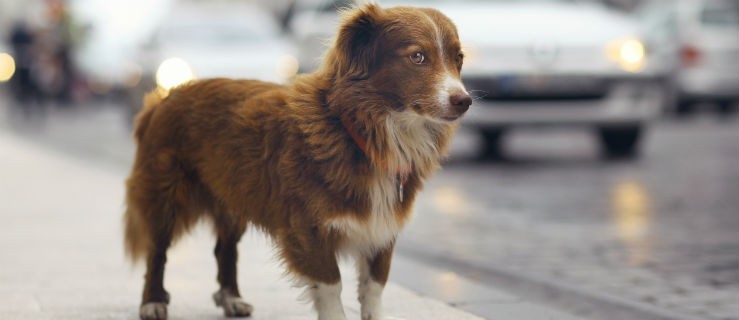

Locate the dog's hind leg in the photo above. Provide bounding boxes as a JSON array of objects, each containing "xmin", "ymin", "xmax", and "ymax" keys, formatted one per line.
[
  {"xmin": 139, "ymin": 222, "xmax": 174, "ymax": 320},
  {"xmin": 212, "ymin": 217, "xmax": 253, "ymax": 317},
  {"xmin": 134, "ymin": 189, "xmax": 196, "ymax": 320}
]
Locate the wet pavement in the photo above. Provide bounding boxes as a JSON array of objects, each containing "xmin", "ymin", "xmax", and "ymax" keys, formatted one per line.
[
  {"xmin": 402, "ymin": 117, "xmax": 739, "ymax": 319},
  {"xmin": 1, "ymin": 96, "xmax": 737, "ymax": 319}
]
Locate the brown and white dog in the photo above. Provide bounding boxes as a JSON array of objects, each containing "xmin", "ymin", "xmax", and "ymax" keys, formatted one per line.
[{"xmin": 124, "ymin": 3, "xmax": 470, "ymax": 320}]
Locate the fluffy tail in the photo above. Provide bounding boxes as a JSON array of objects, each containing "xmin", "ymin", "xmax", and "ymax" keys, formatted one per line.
[
  {"xmin": 124, "ymin": 89, "xmax": 164, "ymax": 263},
  {"xmin": 123, "ymin": 204, "xmax": 151, "ymax": 264},
  {"xmin": 133, "ymin": 89, "xmax": 165, "ymax": 142}
]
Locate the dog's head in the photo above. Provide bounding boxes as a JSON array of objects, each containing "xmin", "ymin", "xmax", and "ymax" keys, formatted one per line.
[{"xmin": 325, "ymin": 4, "xmax": 471, "ymax": 122}]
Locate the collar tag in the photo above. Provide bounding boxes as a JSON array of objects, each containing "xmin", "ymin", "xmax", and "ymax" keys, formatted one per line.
[
  {"xmin": 398, "ymin": 174, "xmax": 408, "ymax": 203},
  {"xmin": 341, "ymin": 115, "xmax": 413, "ymax": 204}
]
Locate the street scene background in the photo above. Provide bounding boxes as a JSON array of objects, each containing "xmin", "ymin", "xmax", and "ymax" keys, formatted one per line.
[{"xmin": 1, "ymin": 0, "xmax": 737, "ymax": 319}]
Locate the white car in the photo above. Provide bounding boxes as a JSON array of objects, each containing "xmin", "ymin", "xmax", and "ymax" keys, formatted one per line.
[
  {"xmin": 292, "ymin": 0, "xmax": 662, "ymax": 159},
  {"xmin": 433, "ymin": 0, "xmax": 663, "ymax": 159},
  {"xmin": 637, "ymin": 0, "xmax": 739, "ymax": 115},
  {"xmin": 290, "ymin": 0, "xmax": 355, "ymax": 72},
  {"xmin": 127, "ymin": 3, "xmax": 298, "ymax": 113}
]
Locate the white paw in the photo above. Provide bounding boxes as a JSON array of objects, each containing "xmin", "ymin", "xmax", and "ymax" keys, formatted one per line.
[
  {"xmin": 360, "ymin": 301, "xmax": 384, "ymax": 320},
  {"xmin": 213, "ymin": 289, "xmax": 253, "ymax": 317},
  {"xmin": 140, "ymin": 302, "xmax": 167, "ymax": 320},
  {"xmin": 361, "ymin": 310, "xmax": 385, "ymax": 320},
  {"xmin": 311, "ymin": 282, "xmax": 347, "ymax": 320},
  {"xmin": 318, "ymin": 309, "xmax": 348, "ymax": 320},
  {"xmin": 359, "ymin": 279, "xmax": 384, "ymax": 320}
]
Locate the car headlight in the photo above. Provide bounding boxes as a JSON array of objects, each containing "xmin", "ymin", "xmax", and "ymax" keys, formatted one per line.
[
  {"xmin": 156, "ymin": 57, "xmax": 194, "ymax": 90},
  {"xmin": 462, "ymin": 45, "xmax": 479, "ymax": 68},
  {"xmin": 276, "ymin": 54, "xmax": 299, "ymax": 80},
  {"xmin": 0, "ymin": 52, "xmax": 16, "ymax": 82},
  {"xmin": 606, "ymin": 38, "xmax": 646, "ymax": 73}
]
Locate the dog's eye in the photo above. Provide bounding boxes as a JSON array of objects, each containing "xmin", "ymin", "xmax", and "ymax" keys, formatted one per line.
[{"xmin": 409, "ymin": 52, "xmax": 425, "ymax": 64}]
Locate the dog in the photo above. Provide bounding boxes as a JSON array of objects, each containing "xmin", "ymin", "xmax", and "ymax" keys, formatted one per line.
[{"xmin": 124, "ymin": 3, "xmax": 471, "ymax": 320}]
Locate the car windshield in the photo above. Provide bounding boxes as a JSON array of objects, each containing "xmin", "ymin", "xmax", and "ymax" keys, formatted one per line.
[{"xmin": 701, "ymin": 2, "xmax": 739, "ymax": 27}]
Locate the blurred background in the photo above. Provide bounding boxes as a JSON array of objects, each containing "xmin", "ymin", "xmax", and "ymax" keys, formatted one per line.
[{"xmin": 0, "ymin": 0, "xmax": 737, "ymax": 319}]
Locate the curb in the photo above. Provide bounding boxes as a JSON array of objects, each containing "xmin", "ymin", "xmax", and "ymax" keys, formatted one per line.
[{"xmin": 396, "ymin": 242, "xmax": 701, "ymax": 320}]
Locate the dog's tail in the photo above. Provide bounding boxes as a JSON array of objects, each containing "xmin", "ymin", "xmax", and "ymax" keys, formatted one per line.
[
  {"xmin": 124, "ymin": 89, "xmax": 165, "ymax": 264},
  {"xmin": 133, "ymin": 89, "xmax": 165, "ymax": 142},
  {"xmin": 123, "ymin": 201, "xmax": 151, "ymax": 264}
]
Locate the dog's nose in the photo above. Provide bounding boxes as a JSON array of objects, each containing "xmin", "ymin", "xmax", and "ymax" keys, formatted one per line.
[{"xmin": 450, "ymin": 93, "xmax": 472, "ymax": 113}]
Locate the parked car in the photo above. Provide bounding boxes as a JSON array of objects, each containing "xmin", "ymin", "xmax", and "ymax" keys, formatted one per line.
[
  {"xmin": 637, "ymin": 0, "xmax": 739, "ymax": 115},
  {"xmin": 292, "ymin": 0, "xmax": 662, "ymax": 159},
  {"xmin": 125, "ymin": 3, "xmax": 298, "ymax": 116},
  {"xmin": 290, "ymin": 0, "xmax": 354, "ymax": 73}
]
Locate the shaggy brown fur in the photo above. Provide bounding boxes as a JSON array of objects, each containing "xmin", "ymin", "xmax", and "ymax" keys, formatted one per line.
[{"xmin": 124, "ymin": 3, "xmax": 470, "ymax": 320}]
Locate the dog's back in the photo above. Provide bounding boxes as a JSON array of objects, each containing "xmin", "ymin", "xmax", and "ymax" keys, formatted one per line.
[{"xmin": 124, "ymin": 79, "xmax": 287, "ymax": 262}]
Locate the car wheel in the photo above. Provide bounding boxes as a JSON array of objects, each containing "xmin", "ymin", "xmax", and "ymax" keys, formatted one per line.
[
  {"xmin": 717, "ymin": 100, "xmax": 738, "ymax": 115},
  {"xmin": 675, "ymin": 99, "xmax": 694, "ymax": 116},
  {"xmin": 659, "ymin": 79, "xmax": 679, "ymax": 115},
  {"xmin": 598, "ymin": 125, "xmax": 642, "ymax": 159},
  {"xmin": 479, "ymin": 128, "xmax": 505, "ymax": 160}
]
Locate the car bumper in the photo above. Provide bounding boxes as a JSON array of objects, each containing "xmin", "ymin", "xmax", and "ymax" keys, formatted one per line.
[
  {"xmin": 678, "ymin": 70, "xmax": 739, "ymax": 100},
  {"xmin": 462, "ymin": 79, "xmax": 662, "ymax": 128}
]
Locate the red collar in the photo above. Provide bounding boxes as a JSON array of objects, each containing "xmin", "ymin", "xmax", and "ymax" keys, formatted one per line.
[
  {"xmin": 341, "ymin": 115, "xmax": 369, "ymax": 158},
  {"xmin": 340, "ymin": 115, "xmax": 413, "ymax": 181}
]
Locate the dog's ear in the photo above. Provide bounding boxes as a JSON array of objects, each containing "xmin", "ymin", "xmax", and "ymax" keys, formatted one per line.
[{"xmin": 332, "ymin": 3, "xmax": 383, "ymax": 79}]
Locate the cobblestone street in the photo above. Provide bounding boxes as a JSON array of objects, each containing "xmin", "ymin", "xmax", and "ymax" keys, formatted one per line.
[{"xmin": 401, "ymin": 119, "xmax": 739, "ymax": 320}]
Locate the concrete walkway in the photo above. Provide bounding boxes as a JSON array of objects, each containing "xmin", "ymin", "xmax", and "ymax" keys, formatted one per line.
[
  {"xmin": 0, "ymin": 130, "xmax": 482, "ymax": 320},
  {"xmin": 0, "ymin": 127, "xmax": 586, "ymax": 320}
]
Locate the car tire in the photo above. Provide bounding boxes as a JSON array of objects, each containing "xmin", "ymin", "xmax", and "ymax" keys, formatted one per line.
[
  {"xmin": 675, "ymin": 99, "xmax": 694, "ymax": 116},
  {"xmin": 479, "ymin": 128, "xmax": 505, "ymax": 160},
  {"xmin": 659, "ymin": 79, "xmax": 679, "ymax": 115},
  {"xmin": 598, "ymin": 125, "xmax": 642, "ymax": 159},
  {"xmin": 717, "ymin": 100, "xmax": 738, "ymax": 115}
]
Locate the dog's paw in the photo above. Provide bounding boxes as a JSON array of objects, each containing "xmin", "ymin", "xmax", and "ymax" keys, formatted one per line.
[
  {"xmin": 361, "ymin": 310, "xmax": 384, "ymax": 320},
  {"xmin": 140, "ymin": 302, "xmax": 167, "ymax": 320},
  {"xmin": 213, "ymin": 289, "xmax": 253, "ymax": 317}
]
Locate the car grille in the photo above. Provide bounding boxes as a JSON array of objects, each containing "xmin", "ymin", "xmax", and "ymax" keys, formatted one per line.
[{"xmin": 464, "ymin": 75, "xmax": 609, "ymax": 101}]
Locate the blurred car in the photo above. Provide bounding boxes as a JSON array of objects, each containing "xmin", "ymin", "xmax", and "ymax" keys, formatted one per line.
[
  {"xmin": 637, "ymin": 0, "xmax": 739, "ymax": 115},
  {"xmin": 290, "ymin": 0, "xmax": 354, "ymax": 72},
  {"xmin": 126, "ymin": 3, "xmax": 298, "ymax": 116},
  {"xmin": 442, "ymin": 0, "xmax": 663, "ymax": 159},
  {"xmin": 291, "ymin": 0, "xmax": 662, "ymax": 159}
]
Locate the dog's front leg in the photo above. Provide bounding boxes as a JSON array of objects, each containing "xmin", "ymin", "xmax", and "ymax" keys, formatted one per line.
[
  {"xmin": 357, "ymin": 242, "xmax": 395, "ymax": 320},
  {"xmin": 282, "ymin": 232, "xmax": 346, "ymax": 320},
  {"xmin": 309, "ymin": 281, "xmax": 346, "ymax": 320}
]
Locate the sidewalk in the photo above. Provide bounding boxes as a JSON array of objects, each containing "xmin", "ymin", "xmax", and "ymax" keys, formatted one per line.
[
  {"xmin": 0, "ymin": 128, "xmax": 583, "ymax": 320},
  {"xmin": 0, "ymin": 129, "xmax": 483, "ymax": 319}
]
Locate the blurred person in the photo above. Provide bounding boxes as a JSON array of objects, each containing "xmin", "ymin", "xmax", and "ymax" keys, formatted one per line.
[
  {"xmin": 40, "ymin": 0, "xmax": 75, "ymax": 104},
  {"xmin": 31, "ymin": 0, "xmax": 87, "ymax": 105},
  {"xmin": 6, "ymin": 0, "xmax": 78, "ymax": 108}
]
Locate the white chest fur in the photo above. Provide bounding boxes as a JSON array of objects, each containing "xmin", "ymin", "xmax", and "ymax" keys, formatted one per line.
[
  {"xmin": 325, "ymin": 111, "xmax": 444, "ymax": 257},
  {"xmin": 325, "ymin": 172, "xmax": 406, "ymax": 257}
]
